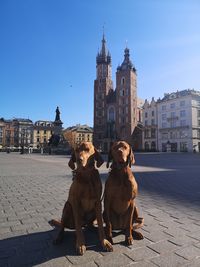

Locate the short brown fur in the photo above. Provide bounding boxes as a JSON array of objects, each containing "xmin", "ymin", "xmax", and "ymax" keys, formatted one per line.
[
  {"xmin": 103, "ymin": 141, "xmax": 144, "ymax": 245},
  {"xmin": 50, "ymin": 142, "xmax": 113, "ymax": 255}
]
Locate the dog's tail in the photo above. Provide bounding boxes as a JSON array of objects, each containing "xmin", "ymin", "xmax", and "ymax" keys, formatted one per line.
[{"xmin": 49, "ymin": 219, "xmax": 62, "ymax": 227}]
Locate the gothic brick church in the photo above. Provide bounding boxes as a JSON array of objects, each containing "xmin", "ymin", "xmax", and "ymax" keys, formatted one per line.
[{"xmin": 93, "ymin": 34, "xmax": 142, "ymax": 153}]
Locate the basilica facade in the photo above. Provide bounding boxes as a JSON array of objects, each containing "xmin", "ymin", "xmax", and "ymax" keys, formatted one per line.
[{"xmin": 93, "ymin": 35, "xmax": 140, "ymax": 152}]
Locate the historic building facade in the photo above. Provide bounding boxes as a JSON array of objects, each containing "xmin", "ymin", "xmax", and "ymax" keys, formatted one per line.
[
  {"xmin": 157, "ymin": 89, "xmax": 200, "ymax": 152},
  {"xmin": 33, "ymin": 120, "xmax": 54, "ymax": 149},
  {"xmin": 63, "ymin": 124, "xmax": 93, "ymax": 148},
  {"xmin": 93, "ymin": 35, "xmax": 138, "ymax": 152},
  {"xmin": 142, "ymin": 98, "xmax": 158, "ymax": 151},
  {"xmin": 142, "ymin": 89, "xmax": 200, "ymax": 152}
]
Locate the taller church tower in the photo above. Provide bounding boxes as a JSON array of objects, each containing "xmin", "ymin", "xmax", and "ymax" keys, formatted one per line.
[{"xmin": 93, "ymin": 34, "xmax": 113, "ymax": 150}]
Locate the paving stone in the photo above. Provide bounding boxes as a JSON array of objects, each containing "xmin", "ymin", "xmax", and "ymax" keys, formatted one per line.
[
  {"xmin": 182, "ymin": 257, "xmax": 200, "ymax": 267},
  {"xmin": 67, "ymin": 250, "xmax": 102, "ymax": 265},
  {"xmin": 95, "ymin": 252, "xmax": 132, "ymax": 267},
  {"xmin": 125, "ymin": 247, "xmax": 159, "ymax": 262},
  {"xmin": 150, "ymin": 253, "xmax": 188, "ymax": 267},
  {"xmin": 147, "ymin": 240, "xmax": 179, "ymax": 255},
  {"xmin": 144, "ymin": 230, "xmax": 172, "ymax": 242},
  {"xmin": 168, "ymin": 235, "xmax": 199, "ymax": 247},
  {"xmin": 175, "ymin": 245, "xmax": 200, "ymax": 260},
  {"xmin": 127, "ymin": 260, "xmax": 157, "ymax": 266}
]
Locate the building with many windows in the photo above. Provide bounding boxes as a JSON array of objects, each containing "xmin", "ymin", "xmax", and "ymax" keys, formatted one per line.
[
  {"xmin": 143, "ymin": 89, "xmax": 200, "ymax": 152},
  {"xmin": 142, "ymin": 97, "xmax": 158, "ymax": 151},
  {"xmin": 63, "ymin": 124, "xmax": 93, "ymax": 148},
  {"xmin": 33, "ymin": 120, "xmax": 54, "ymax": 149}
]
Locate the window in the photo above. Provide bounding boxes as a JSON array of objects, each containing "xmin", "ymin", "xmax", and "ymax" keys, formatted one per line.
[
  {"xmin": 170, "ymin": 103, "xmax": 175, "ymax": 109},
  {"xmin": 180, "ymin": 110, "xmax": 186, "ymax": 117},
  {"xmin": 152, "ymin": 110, "xmax": 155, "ymax": 117},
  {"xmin": 180, "ymin": 100, "xmax": 185, "ymax": 107},
  {"xmin": 171, "ymin": 121, "xmax": 176, "ymax": 128},
  {"xmin": 180, "ymin": 120, "xmax": 186, "ymax": 126},
  {"xmin": 144, "ymin": 142, "xmax": 149, "ymax": 151},
  {"xmin": 108, "ymin": 107, "xmax": 115, "ymax": 121},
  {"xmin": 198, "ymin": 120, "xmax": 200, "ymax": 126},
  {"xmin": 197, "ymin": 130, "xmax": 200, "ymax": 138},
  {"xmin": 162, "ymin": 122, "xmax": 167, "ymax": 128},
  {"xmin": 144, "ymin": 129, "xmax": 150, "ymax": 138},
  {"xmin": 162, "ymin": 114, "xmax": 167, "ymax": 120},
  {"xmin": 151, "ymin": 141, "xmax": 156, "ymax": 150},
  {"xmin": 151, "ymin": 119, "xmax": 155, "ymax": 125},
  {"xmin": 151, "ymin": 129, "xmax": 156, "ymax": 138},
  {"xmin": 161, "ymin": 133, "xmax": 168, "ymax": 140},
  {"xmin": 180, "ymin": 142, "xmax": 188, "ymax": 152},
  {"xmin": 145, "ymin": 120, "xmax": 148, "ymax": 126},
  {"xmin": 145, "ymin": 112, "xmax": 148, "ymax": 118},
  {"xmin": 198, "ymin": 110, "xmax": 200, "ymax": 117},
  {"xmin": 162, "ymin": 105, "xmax": 166, "ymax": 111},
  {"xmin": 121, "ymin": 77, "xmax": 125, "ymax": 85},
  {"xmin": 171, "ymin": 112, "xmax": 176, "ymax": 118}
]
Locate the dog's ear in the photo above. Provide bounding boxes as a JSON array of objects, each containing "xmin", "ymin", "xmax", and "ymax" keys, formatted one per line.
[
  {"xmin": 106, "ymin": 148, "xmax": 113, "ymax": 168},
  {"xmin": 68, "ymin": 150, "xmax": 76, "ymax": 170},
  {"xmin": 128, "ymin": 145, "xmax": 135, "ymax": 167},
  {"xmin": 94, "ymin": 148, "xmax": 104, "ymax": 168}
]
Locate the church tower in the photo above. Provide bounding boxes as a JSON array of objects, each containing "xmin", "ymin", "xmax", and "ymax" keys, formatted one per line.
[
  {"xmin": 115, "ymin": 47, "xmax": 137, "ymax": 143},
  {"xmin": 93, "ymin": 34, "xmax": 113, "ymax": 150}
]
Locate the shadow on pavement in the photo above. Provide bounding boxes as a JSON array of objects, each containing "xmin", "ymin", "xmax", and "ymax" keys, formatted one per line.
[{"xmin": 0, "ymin": 227, "xmax": 106, "ymax": 266}]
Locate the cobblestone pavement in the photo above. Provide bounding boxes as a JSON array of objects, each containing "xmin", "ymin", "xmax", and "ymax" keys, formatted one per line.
[{"xmin": 0, "ymin": 152, "xmax": 200, "ymax": 267}]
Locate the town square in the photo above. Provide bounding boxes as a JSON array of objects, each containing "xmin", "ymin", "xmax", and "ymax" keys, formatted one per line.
[{"xmin": 1, "ymin": 1, "xmax": 200, "ymax": 266}]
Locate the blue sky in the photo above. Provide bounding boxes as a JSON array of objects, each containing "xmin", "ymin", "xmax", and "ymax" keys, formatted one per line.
[{"xmin": 0, "ymin": 0, "xmax": 200, "ymax": 128}]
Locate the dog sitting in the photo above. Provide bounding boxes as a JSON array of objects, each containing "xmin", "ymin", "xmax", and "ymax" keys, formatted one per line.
[
  {"xmin": 103, "ymin": 141, "xmax": 144, "ymax": 245},
  {"xmin": 50, "ymin": 142, "xmax": 113, "ymax": 255}
]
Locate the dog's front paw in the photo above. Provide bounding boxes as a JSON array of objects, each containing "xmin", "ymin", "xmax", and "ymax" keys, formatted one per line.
[
  {"xmin": 125, "ymin": 236, "xmax": 133, "ymax": 246},
  {"xmin": 101, "ymin": 239, "xmax": 113, "ymax": 252},
  {"xmin": 76, "ymin": 244, "xmax": 86, "ymax": 255}
]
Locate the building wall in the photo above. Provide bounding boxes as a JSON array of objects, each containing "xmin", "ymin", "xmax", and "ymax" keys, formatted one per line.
[{"xmin": 142, "ymin": 100, "xmax": 158, "ymax": 151}]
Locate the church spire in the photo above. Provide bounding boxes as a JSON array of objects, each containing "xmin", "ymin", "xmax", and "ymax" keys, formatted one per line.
[{"xmin": 96, "ymin": 33, "xmax": 111, "ymax": 65}]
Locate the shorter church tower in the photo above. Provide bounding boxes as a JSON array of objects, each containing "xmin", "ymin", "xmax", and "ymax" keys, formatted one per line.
[{"xmin": 115, "ymin": 47, "xmax": 137, "ymax": 143}]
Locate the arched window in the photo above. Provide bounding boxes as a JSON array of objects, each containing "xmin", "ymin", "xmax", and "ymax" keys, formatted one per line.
[
  {"xmin": 121, "ymin": 77, "xmax": 125, "ymax": 85},
  {"xmin": 108, "ymin": 107, "xmax": 115, "ymax": 121},
  {"xmin": 145, "ymin": 142, "xmax": 149, "ymax": 151}
]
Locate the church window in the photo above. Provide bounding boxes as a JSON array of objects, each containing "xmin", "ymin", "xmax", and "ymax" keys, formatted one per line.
[
  {"xmin": 108, "ymin": 107, "xmax": 115, "ymax": 121},
  {"xmin": 121, "ymin": 77, "xmax": 125, "ymax": 85}
]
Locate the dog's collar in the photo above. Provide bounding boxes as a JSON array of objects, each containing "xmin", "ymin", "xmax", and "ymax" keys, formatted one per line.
[{"xmin": 111, "ymin": 161, "xmax": 129, "ymax": 170}]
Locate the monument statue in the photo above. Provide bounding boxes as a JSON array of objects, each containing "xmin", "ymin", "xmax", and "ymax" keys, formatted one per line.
[{"xmin": 55, "ymin": 106, "xmax": 61, "ymax": 121}]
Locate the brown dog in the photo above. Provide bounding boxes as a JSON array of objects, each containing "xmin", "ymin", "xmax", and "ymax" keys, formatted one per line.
[
  {"xmin": 103, "ymin": 141, "xmax": 144, "ymax": 245},
  {"xmin": 51, "ymin": 142, "xmax": 113, "ymax": 255}
]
